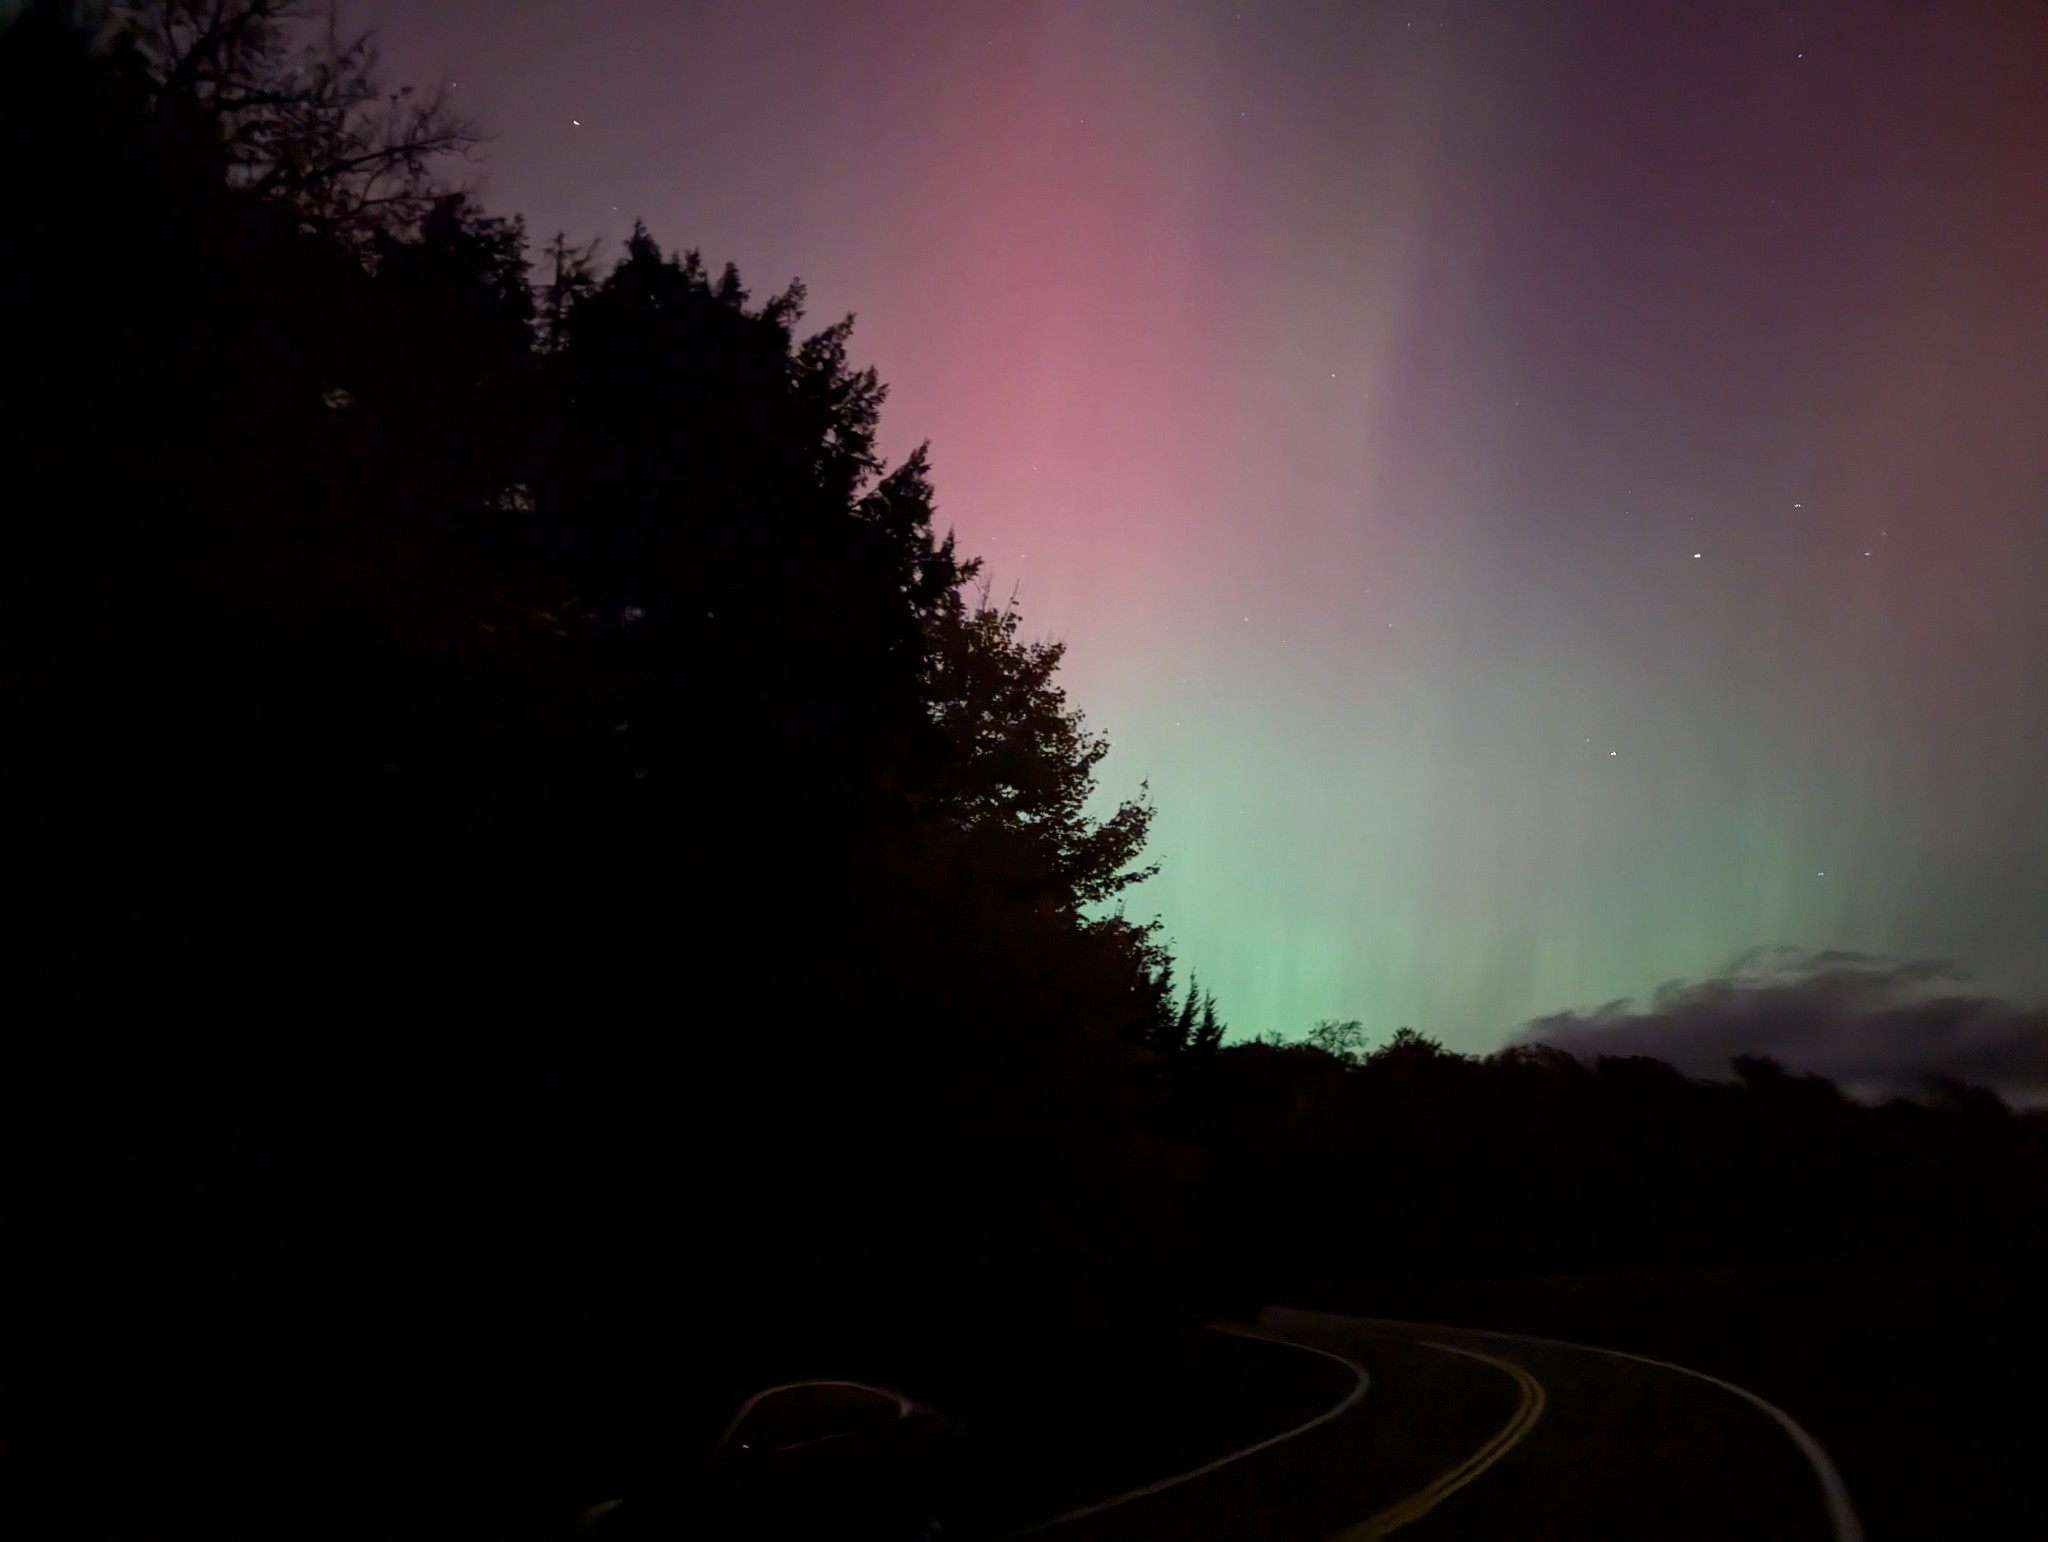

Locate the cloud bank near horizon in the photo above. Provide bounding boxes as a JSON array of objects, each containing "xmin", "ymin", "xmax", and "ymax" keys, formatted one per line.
[{"xmin": 1514, "ymin": 948, "xmax": 2048, "ymax": 1105}]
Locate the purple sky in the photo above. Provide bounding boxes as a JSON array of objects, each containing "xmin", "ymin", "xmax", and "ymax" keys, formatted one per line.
[{"xmin": 352, "ymin": 0, "xmax": 2048, "ymax": 1050}]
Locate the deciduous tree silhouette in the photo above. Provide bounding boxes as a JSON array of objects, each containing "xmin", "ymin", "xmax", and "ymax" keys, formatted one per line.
[
  {"xmin": 117, "ymin": 0, "xmax": 479, "ymax": 244},
  {"xmin": 1308, "ymin": 1018, "xmax": 1367, "ymax": 1062},
  {"xmin": 3, "ymin": 10, "xmax": 1216, "ymax": 1535},
  {"xmin": 923, "ymin": 593, "xmax": 1159, "ymax": 908}
]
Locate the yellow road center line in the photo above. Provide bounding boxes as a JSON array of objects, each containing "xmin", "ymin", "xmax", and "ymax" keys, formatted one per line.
[{"xmin": 1332, "ymin": 1341, "xmax": 1546, "ymax": 1540}]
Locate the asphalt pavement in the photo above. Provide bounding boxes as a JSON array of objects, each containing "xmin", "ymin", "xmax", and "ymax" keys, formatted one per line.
[{"xmin": 1013, "ymin": 1309, "xmax": 1856, "ymax": 1542}]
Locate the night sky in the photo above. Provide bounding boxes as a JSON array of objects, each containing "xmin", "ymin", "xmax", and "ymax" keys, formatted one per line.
[{"xmin": 353, "ymin": 0, "xmax": 2048, "ymax": 1051}]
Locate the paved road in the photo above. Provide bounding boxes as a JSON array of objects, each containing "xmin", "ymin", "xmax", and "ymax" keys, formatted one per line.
[{"xmin": 1018, "ymin": 1309, "xmax": 1857, "ymax": 1542}]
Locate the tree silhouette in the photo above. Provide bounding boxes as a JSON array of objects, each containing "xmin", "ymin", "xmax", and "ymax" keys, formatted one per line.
[
  {"xmin": 1308, "ymin": 1018, "xmax": 1367, "ymax": 1062},
  {"xmin": 2, "ymin": 11, "xmax": 1220, "ymax": 1533},
  {"xmin": 923, "ymin": 594, "xmax": 1159, "ymax": 909},
  {"xmin": 116, "ymin": 0, "xmax": 479, "ymax": 245},
  {"xmin": 1190, "ymin": 991, "xmax": 1224, "ymax": 1056},
  {"xmin": 1157, "ymin": 971, "xmax": 1200, "ymax": 1054}
]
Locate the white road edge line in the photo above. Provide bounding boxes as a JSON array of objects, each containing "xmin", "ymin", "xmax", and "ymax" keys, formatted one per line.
[
  {"xmin": 1271, "ymin": 1310, "xmax": 1863, "ymax": 1542},
  {"xmin": 998, "ymin": 1326, "xmax": 1370, "ymax": 1538}
]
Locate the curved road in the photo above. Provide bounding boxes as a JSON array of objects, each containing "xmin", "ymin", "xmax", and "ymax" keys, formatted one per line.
[{"xmin": 1018, "ymin": 1309, "xmax": 1858, "ymax": 1542}]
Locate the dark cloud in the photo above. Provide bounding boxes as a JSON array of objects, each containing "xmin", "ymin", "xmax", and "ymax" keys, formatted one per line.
[{"xmin": 1514, "ymin": 948, "xmax": 2048, "ymax": 1105}]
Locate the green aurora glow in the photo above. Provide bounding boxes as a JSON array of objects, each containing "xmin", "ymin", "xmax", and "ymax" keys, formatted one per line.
[{"xmin": 359, "ymin": 0, "xmax": 2048, "ymax": 1048}]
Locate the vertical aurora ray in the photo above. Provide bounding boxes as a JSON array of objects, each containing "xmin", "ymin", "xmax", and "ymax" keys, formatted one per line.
[{"xmin": 358, "ymin": 0, "xmax": 2048, "ymax": 1047}]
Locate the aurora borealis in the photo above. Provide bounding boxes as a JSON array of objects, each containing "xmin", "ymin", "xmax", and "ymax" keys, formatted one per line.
[{"xmin": 356, "ymin": 0, "xmax": 2048, "ymax": 1051}]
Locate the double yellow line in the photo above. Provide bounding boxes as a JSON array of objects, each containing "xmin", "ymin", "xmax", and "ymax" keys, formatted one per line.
[{"xmin": 1334, "ymin": 1341, "xmax": 1546, "ymax": 1539}]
